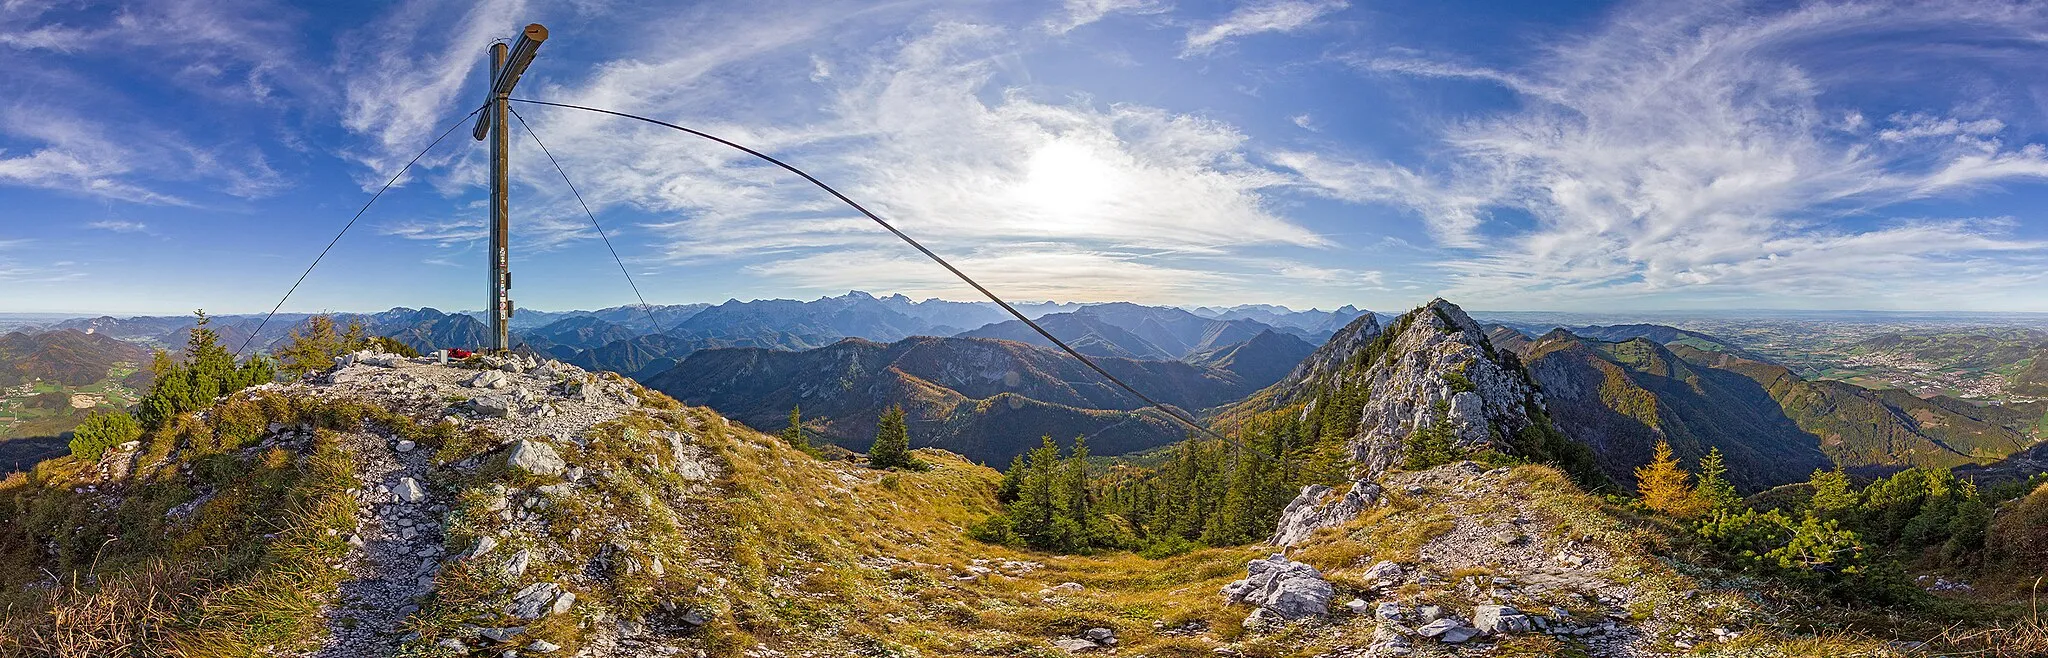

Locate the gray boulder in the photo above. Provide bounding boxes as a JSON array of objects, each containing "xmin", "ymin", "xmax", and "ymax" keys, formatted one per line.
[
  {"xmin": 1270, "ymin": 480, "xmax": 1381, "ymax": 546},
  {"xmin": 1417, "ymin": 618, "xmax": 1478, "ymax": 643},
  {"xmin": 460, "ymin": 535, "xmax": 498, "ymax": 560},
  {"xmin": 505, "ymin": 582, "xmax": 570, "ymax": 620},
  {"xmin": 1051, "ymin": 638, "xmax": 1099, "ymax": 653},
  {"xmin": 1220, "ymin": 554, "xmax": 1334, "ymax": 622},
  {"xmin": 505, "ymin": 439, "xmax": 566, "ymax": 477},
  {"xmin": 468, "ymin": 395, "xmax": 513, "ymax": 417},
  {"xmin": 478, "ymin": 626, "xmax": 525, "ymax": 642},
  {"xmin": 470, "ymin": 370, "xmax": 510, "ymax": 389},
  {"xmin": 1360, "ymin": 559, "xmax": 1404, "ymax": 586},
  {"xmin": 394, "ymin": 477, "xmax": 426, "ymax": 503},
  {"xmin": 1473, "ymin": 604, "xmax": 1534, "ymax": 634}
]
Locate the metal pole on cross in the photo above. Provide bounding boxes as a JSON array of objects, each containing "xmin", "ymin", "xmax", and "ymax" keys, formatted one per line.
[{"xmin": 473, "ymin": 23, "xmax": 548, "ymax": 352}]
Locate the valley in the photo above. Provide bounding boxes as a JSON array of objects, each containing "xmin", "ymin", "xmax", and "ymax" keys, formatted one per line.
[{"xmin": 1485, "ymin": 312, "xmax": 2048, "ymax": 404}]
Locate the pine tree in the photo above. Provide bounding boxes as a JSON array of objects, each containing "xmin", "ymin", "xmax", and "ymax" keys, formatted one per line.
[
  {"xmin": 277, "ymin": 315, "xmax": 344, "ymax": 377},
  {"xmin": 1637, "ymin": 440, "xmax": 1705, "ymax": 518},
  {"xmin": 780, "ymin": 405, "xmax": 816, "ymax": 456},
  {"xmin": 867, "ymin": 405, "xmax": 921, "ymax": 470},
  {"xmin": 1808, "ymin": 466, "xmax": 1856, "ymax": 516},
  {"xmin": 1693, "ymin": 447, "xmax": 1739, "ymax": 512}
]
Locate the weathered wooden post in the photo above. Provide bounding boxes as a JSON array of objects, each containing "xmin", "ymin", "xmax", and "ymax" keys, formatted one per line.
[{"xmin": 473, "ymin": 23, "xmax": 548, "ymax": 352}]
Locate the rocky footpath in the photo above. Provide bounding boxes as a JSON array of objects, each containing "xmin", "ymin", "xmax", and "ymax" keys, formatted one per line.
[
  {"xmin": 312, "ymin": 423, "xmax": 445, "ymax": 658},
  {"xmin": 242, "ymin": 349, "xmax": 723, "ymax": 657}
]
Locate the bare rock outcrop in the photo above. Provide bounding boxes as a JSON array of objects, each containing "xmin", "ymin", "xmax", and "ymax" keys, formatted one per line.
[
  {"xmin": 1220, "ymin": 554, "xmax": 1335, "ymax": 625},
  {"xmin": 1270, "ymin": 479, "xmax": 1381, "ymax": 546},
  {"xmin": 1342, "ymin": 299, "xmax": 1542, "ymax": 478}
]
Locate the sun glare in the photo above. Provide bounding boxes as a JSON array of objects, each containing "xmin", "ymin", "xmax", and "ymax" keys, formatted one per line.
[{"xmin": 1016, "ymin": 139, "xmax": 1121, "ymax": 229}]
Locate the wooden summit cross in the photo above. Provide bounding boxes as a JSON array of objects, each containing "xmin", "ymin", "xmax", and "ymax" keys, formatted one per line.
[{"xmin": 472, "ymin": 23, "xmax": 548, "ymax": 352}]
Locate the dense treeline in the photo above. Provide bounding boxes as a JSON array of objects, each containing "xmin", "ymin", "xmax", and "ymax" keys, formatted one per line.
[
  {"xmin": 969, "ymin": 399, "xmax": 1356, "ymax": 556},
  {"xmin": 1635, "ymin": 438, "xmax": 2027, "ymax": 601},
  {"xmin": 969, "ymin": 430, "xmax": 1320, "ymax": 556}
]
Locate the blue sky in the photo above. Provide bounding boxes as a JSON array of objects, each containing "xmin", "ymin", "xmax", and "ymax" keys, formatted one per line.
[{"xmin": 6, "ymin": 0, "xmax": 2048, "ymax": 315}]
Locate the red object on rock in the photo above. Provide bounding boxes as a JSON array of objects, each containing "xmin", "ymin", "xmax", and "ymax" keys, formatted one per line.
[{"xmin": 449, "ymin": 349, "xmax": 474, "ymax": 359}]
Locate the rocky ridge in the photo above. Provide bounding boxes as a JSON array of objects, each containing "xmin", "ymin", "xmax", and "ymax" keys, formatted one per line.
[
  {"xmin": 1231, "ymin": 462, "xmax": 1768, "ymax": 658},
  {"xmin": 1338, "ymin": 300, "xmax": 1543, "ymax": 477},
  {"xmin": 255, "ymin": 351, "xmax": 670, "ymax": 657}
]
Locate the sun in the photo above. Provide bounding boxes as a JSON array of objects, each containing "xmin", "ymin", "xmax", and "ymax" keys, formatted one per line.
[{"xmin": 1015, "ymin": 139, "xmax": 1121, "ymax": 230}]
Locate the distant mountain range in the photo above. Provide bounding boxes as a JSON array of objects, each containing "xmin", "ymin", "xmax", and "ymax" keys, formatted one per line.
[
  {"xmin": 643, "ymin": 335, "xmax": 1278, "ymax": 464},
  {"xmin": 1518, "ymin": 330, "xmax": 1832, "ymax": 491},
  {"xmin": 958, "ymin": 302, "xmax": 1345, "ymax": 361},
  {"xmin": 34, "ymin": 292, "xmax": 1364, "ymax": 373}
]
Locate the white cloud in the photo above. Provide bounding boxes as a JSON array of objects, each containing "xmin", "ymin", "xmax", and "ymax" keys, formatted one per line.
[
  {"xmin": 1277, "ymin": 263, "xmax": 1382, "ymax": 286},
  {"xmin": 746, "ymin": 244, "xmax": 1240, "ymax": 303},
  {"xmin": 1182, "ymin": 0, "xmax": 1346, "ymax": 57},
  {"xmin": 1048, "ymin": 0, "xmax": 1171, "ymax": 35},
  {"xmin": 0, "ymin": 0, "xmax": 307, "ymax": 103},
  {"xmin": 1290, "ymin": 113, "xmax": 1317, "ymax": 131},
  {"xmin": 337, "ymin": 0, "xmax": 530, "ymax": 180},
  {"xmin": 0, "ymin": 1, "xmax": 297, "ymax": 202},
  {"xmin": 380, "ymin": 218, "xmax": 487, "ymax": 246},
  {"xmin": 486, "ymin": 17, "xmax": 1325, "ymax": 299},
  {"xmin": 87, "ymin": 220, "xmax": 149, "ymax": 234},
  {"xmin": 1302, "ymin": 1, "xmax": 2048, "ymax": 308}
]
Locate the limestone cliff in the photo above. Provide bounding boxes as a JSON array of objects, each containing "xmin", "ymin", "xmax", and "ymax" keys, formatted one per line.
[{"xmin": 1336, "ymin": 299, "xmax": 1545, "ymax": 477}]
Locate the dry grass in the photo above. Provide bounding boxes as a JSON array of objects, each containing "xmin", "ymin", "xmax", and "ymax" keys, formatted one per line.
[
  {"xmin": 1919, "ymin": 577, "xmax": 2048, "ymax": 657},
  {"xmin": 0, "ymin": 561, "xmax": 190, "ymax": 658}
]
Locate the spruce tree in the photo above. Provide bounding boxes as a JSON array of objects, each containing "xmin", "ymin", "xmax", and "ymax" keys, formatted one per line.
[
  {"xmin": 1011, "ymin": 437, "xmax": 1062, "ymax": 546},
  {"xmin": 1693, "ymin": 447, "xmax": 1739, "ymax": 512},
  {"xmin": 1636, "ymin": 440, "xmax": 1704, "ymax": 518},
  {"xmin": 997, "ymin": 454, "xmax": 1025, "ymax": 503},
  {"xmin": 867, "ymin": 405, "xmax": 918, "ymax": 470},
  {"xmin": 781, "ymin": 405, "xmax": 815, "ymax": 456}
]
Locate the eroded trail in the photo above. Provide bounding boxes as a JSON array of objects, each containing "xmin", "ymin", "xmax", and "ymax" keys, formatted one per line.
[{"xmin": 314, "ymin": 429, "xmax": 447, "ymax": 658}]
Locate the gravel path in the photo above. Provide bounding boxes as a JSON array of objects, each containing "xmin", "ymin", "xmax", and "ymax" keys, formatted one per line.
[{"xmin": 313, "ymin": 429, "xmax": 447, "ymax": 658}]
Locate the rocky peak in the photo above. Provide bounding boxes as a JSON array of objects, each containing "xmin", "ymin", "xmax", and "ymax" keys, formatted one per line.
[
  {"xmin": 1269, "ymin": 312, "xmax": 1384, "ymax": 401},
  {"xmin": 1340, "ymin": 299, "xmax": 1542, "ymax": 478}
]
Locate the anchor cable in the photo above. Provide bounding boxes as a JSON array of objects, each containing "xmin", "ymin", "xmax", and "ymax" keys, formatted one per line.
[
  {"xmin": 508, "ymin": 97, "xmax": 1272, "ymax": 461},
  {"xmin": 507, "ymin": 106, "xmax": 668, "ymax": 336},
  {"xmin": 234, "ymin": 104, "xmax": 486, "ymax": 358}
]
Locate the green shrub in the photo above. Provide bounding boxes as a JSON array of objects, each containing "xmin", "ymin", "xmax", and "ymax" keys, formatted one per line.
[
  {"xmin": 69, "ymin": 410, "xmax": 143, "ymax": 461},
  {"xmin": 1138, "ymin": 534, "xmax": 1198, "ymax": 559},
  {"xmin": 966, "ymin": 512, "xmax": 1018, "ymax": 546}
]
